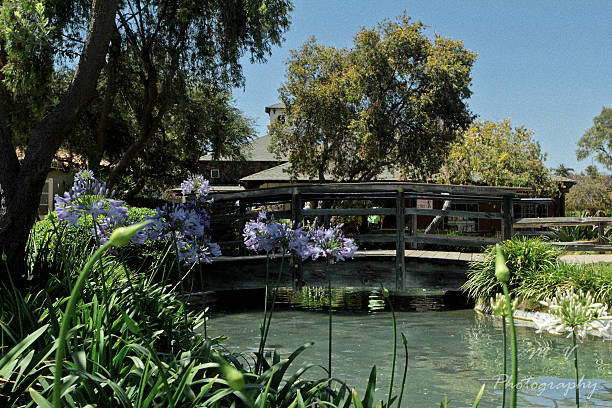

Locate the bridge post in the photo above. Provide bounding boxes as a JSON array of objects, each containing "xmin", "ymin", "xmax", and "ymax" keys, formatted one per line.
[
  {"xmin": 291, "ymin": 190, "xmax": 304, "ymax": 290},
  {"xmin": 408, "ymin": 198, "xmax": 418, "ymax": 250},
  {"xmin": 238, "ymin": 200, "xmax": 246, "ymax": 256},
  {"xmin": 395, "ymin": 189, "xmax": 406, "ymax": 291},
  {"xmin": 501, "ymin": 195, "xmax": 514, "ymax": 240}
]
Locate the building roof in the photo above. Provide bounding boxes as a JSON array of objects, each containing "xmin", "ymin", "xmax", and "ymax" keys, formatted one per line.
[
  {"xmin": 240, "ymin": 162, "xmax": 406, "ymax": 182},
  {"xmin": 199, "ymin": 134, "xmax": 287, "ymax": 162},
  {"xmin": 265, "ymin": 102, "xmax": 285, "ymax": 113}
]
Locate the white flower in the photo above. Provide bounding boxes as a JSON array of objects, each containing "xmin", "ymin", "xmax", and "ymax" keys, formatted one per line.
[{"xmin": 535, "ymin": 288, "xmax": 611, "ymax": 340}]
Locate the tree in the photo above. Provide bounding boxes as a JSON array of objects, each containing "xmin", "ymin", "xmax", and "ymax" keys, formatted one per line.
[
  {"xmin": 566, "ymin": 173, "xmax": 612, "ymax": 214},
  {"xmin": 1, "ymin": 0, "xmax": 119, "ymax": 279},
  {"xmin": 552, "ymin": 164, "xmax": 574, "ymax": 178},
  {"xmin": 100, "ymin": 0, "xmax": 292, "ymax": 190},
  {"xmin": 0, "ymin": 0, "xmax": 292, "ymax": 280},
  {"xmin": 269, "ymin": 15, "xmax": 476, "ymax": 182},
  {"xmin": 576, "ymin": 107, "xmax": 612, "ymax": 170},
  {"xmin": 585, "ymin": 165, "xmax": 600, "ymax": 178},
  {"xmin": 66, "ymin": 85, "xmax": 255, "ymax": 197},
  {"xmin": 437, "ymin": 119, "xmax": 558, "ymax": 196}
]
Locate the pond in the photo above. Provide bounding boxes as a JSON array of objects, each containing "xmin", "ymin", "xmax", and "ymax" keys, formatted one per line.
[{"xmin": 207, "ymin": 288, "xmax": 612, "ymax": 407}]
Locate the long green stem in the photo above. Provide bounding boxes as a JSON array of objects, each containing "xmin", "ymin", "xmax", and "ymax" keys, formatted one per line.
[
  {"xmin": 386, "ymin": 291, "xmax": 397, "ymax": 408},
  {"xmin": 256, "ymin": 253, "xmax": 271, "ymax": 374},
  {"xmin": 572, "ymin": 331, "xmax": 580, "ymax": 408},
  {"xmin": 397, "ymin": 333, "xmax": 408, "ymax": 408},
  {"xmin": 259, "ymin": 253, "xmax": 285, "ymax": 374},
  {"xmin": 502, "ymin": 315, "xmax": 507, "ymax": 408},
  {"xmin": 53, "ymin": 241, "xmax": 112, "ymax": 408},
  {"xmin": 327, "ymin": 260, "xmax": 332, "ymax": 379},
  {"xmin": 501, "ymin": 283, "xmax": 518, "ymax": 408}
]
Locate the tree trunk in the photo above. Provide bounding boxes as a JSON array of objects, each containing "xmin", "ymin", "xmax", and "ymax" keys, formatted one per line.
[
  {"xmin": 0, "ymin": 0, "xmax": 119, "ymax": 285},
  {"xmin": 91, "ymin": 28, "xmax": 122, "ymax": 172},
  {"xmin": 418, "ymin": 199, "xmax": 451, "ymax": 249}
]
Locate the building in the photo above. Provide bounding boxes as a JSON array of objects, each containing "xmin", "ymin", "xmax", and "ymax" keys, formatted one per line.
[{"xmin": 196, "ymin": 103, "xmax": 289, "ymax": 192}]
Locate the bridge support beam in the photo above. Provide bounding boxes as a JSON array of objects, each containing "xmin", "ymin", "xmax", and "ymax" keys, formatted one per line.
[
  {"xmin": 291, "ymin": 190, "xmax": 304, "ymax": 290},
  {"xmin": 395, "ymin": 189, "xmax": 406, "ymax": 291},
  {"xmin": 501, "ymin": 195, "xmax": 514, "ymax": 240}
]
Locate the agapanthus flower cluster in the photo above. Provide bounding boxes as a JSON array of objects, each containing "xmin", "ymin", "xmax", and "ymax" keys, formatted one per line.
[
  {"xmin": 307, "ymin": 223, "xmax": 358, "ymax": 264},
  {"xmin": 147, "ymin": 176, "xmax": 220, "ymax": 265},
  {"xmin": 54, "ymin": 171, "xmax": 131, "ymax": 244},
  {"xmin": 54, "ymin": 172, "xmax": 221, "ymax": 265},
  {"xmin": 243, "ymin": 211, "xmax": 311, "ymax": 259},
  {"xmin": 534, "ymin": 288, "xmax": 612, "ymax": 340},
  {"xmin": 243, "ymin": 212, "xmax": 357, "ymax": 263},
  {"xmin": 181, "ymin": 174, "xmax": 211, "ymax": 203}
]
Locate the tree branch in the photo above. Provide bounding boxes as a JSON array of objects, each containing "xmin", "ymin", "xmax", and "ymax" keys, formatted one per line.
[{"xmin": 22, "ymin": 0, "xmax": 119, "ymax": 176}]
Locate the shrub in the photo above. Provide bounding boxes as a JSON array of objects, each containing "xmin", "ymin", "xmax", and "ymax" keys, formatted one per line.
[
  {"xmin": 517, "ymin": 262, "xmax": 612, "ymax": 304},
  {"xmin": 461, "ymin": 237, "xmax": 562, "ymax": 301},
  {"xmin": 462, "ymin": 237, "xmax": 612, "ymax": 305}
]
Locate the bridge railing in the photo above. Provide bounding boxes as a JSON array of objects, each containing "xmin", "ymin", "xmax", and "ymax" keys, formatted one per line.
[
  {"xmin": 514, "ymin": 216, "xmax": 612, "ymax": 251},
  {"xmin": 209, "ymin": 182, "xmax": 526, "ymax": 290}
]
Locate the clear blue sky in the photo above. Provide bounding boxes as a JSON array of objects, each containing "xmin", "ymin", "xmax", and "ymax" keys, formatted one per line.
[{"xmin": 232, "ymin": 0, "xmax": 611, "ymax": 173}]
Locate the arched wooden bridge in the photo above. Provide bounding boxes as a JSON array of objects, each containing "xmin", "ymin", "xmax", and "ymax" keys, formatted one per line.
[{"xmin": 201, "ymin": 182, "xmax": 608, "ymax": 291}]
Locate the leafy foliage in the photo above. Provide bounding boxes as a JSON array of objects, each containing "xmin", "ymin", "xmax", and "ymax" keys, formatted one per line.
[
  {"xmin": 576, "ymin": 107, "xmax": 612, "ymax": 170},
  {"xmin": 438, "ymin": 119, "xmax": 558, "ymax": 196},
  {"xmin": 462, "ymin": 238, "xmax": 612, "ymax": 304},
  {"xmin": 270, "ymin": 14, "xmax": 477, "ymax": 182},
  {"xmin": 462, "ymin": 237, "xmax": 562, "ymax": 301},
  {"xmin": 565, "ymin": 172, "xmax": 612, "ymax": 213}
]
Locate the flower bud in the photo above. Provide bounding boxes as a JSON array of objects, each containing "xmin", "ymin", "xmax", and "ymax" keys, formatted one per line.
[
  {"xmin": 381, "ymin": 285, "xmax": 390, "ymax": 298},
  {"xmin": 494, "ymin": 244, "xmax": 510, "ymax": 283},
  {"xmin": 1, "ymin": 252, "xmax": 6, "ymax": 262},
  {"xmin": 108, "ymin": 220, "xmax": 152, "ymax": 247}
]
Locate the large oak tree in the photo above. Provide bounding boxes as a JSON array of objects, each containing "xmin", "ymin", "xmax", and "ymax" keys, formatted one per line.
[{"xmin": 269, "ymin": 15, "xmax": 477, "ymax": 182}]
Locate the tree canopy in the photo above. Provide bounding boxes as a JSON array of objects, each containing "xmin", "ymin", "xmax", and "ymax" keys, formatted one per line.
[
  {"xmin": 269, "ymin": 15, "xmax": 477, "ymax": 182},
  {"xmin": 437, "ymin": 119, "xmax": 558, "ymax": 196},
  {"xmin": 551, "ymin": 164, "xmax": 574, "ymax": 178},
  {"xmin": 0, "ymin": 0, "xmax": 293, "ymax": 278},
  {"xmin": 576, "ymin": 107, "xmax": 612, "ymax": 171},
  {"xmin": 566, "ymin": 172, "xmax": 612, "ymax": 214}
]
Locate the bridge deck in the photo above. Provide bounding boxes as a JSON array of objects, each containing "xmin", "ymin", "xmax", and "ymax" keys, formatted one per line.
[
  {"xmin": 203, "ymin": 250, "xmax": 610, "ymax": 292},
  {"xmin": 214, "ymin": 250, "xmax": 611, "ymax": 265}
]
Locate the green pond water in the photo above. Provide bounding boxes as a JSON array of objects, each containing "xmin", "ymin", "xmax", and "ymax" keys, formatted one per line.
[{"xmin": 206, "ymin": 288, "xmax": 612, "ymax": 407}]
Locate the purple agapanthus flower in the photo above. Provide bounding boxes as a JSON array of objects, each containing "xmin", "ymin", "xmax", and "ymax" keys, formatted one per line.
[
  {"xmin": 307, "ymin": 224, "xmax": 358, "ymax": 264},
  {"xmin": 147, "ymin": 176, "xmax": 220, "ymax": 266},
  {"xmin": 181, "ymin": 174, "xmax": 211, "ymax": 203},
  {"xmin": 54, "ymin": 171, "xmax": 130, "ymax": 243},
  {"xmin": 243, "ymin": 211, "xmax": 312, "ymax": 259}
]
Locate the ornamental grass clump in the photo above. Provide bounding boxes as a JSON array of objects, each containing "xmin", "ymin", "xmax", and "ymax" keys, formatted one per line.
[
  {"xmin": 462, "ymin": 237, "xmax": 562, "ymax": 301},
  {"xmin": 535, "ymin": 288, "xmax": 612, "ymax": 408}
]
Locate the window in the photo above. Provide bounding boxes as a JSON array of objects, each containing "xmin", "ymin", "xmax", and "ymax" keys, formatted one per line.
[
  {"xmin": 515, "ymin": 203, "xmax": 548, "ymax": 218},
  {"xmin": 210, "ymin": 168, "xmax": 220, "ymax": 178}
]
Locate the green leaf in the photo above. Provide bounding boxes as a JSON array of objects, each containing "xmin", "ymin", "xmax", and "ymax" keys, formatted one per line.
[
  {"xmin": 29, "ymin": 388, "xmax": 53, "ymax": 408},
  {"xmin": 472, "ymin": 384, "xmax": 485, "ymax": 408},
  {"xmin": 362, "ymin": 365, "xmax": 376, "ymax": 408}
]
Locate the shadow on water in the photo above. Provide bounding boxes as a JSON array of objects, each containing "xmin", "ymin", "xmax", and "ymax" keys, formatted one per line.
[{"xmin": 205, "ymin": 287, "xmax": 475, "ymax": 314}]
